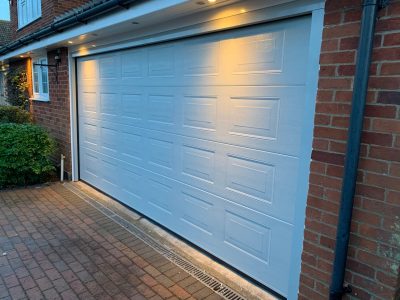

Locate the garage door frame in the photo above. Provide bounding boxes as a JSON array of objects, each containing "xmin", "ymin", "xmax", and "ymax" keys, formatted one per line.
[{"xmin": 68, "ymin": 1, "xmax": 325, "ymax": 299}]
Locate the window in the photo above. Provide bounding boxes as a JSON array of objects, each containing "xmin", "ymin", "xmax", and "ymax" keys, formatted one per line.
[
  {"xmin": 0, "ymin": 71, "xmax": 7, "ymax": 99},
  {"xmin": 32, "ymin": 57, "xmax": 49, "ymax": 101},
  {"xmin": 18, "ymin": 0, "xmax": 41, "ymax": 28}
]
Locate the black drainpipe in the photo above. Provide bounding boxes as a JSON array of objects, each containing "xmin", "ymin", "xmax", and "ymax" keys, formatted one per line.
[{"xmin": 329, "ymin": 0, "xmax": 388, "ymax": 299}]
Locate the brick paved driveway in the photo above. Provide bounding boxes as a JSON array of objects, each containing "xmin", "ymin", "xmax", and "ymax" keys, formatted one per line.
[{"xmin": 0, "ymin": 184, "xmax": 223, "ymax": 300}]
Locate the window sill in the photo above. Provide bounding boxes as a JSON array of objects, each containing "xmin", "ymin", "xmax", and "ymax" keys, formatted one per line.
[{"xmin": 30, "ymin": 97, "xmax": 49, "ymax": 102}]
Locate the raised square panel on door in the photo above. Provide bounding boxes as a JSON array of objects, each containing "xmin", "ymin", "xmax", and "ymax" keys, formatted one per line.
[
  {"xmin": 221, "ymin": 204, "xmax": 293, "ymax": 296},
  {"xmin": 78, "ymin": 57, "xmax": 98, "ymax": 84},
  {"xmin": 222, "ymin": 15, "xmax": 311, "ymax": 86},
  {"xmin": 98, "ymin": 90, "xmax": 121, "ymax": 123},
  {"xmin": 180, "ymin": 87, "xmax": 220, "ymax": 141},
  {"xmin": 99, "ymin": 54, "xmax": 120, "ymax": 81},
  {"xmin": 120, "ymin": 48, "xmax": 147, "ymax": 86},
  {"xmin": 146, "ymin": 87, "xmax": 179, "ymax": 133},
  {"xmin": 119, "ymin": 86, "xmax": 145, "ymax": 127},
  {"xmin": 146, "ymin": 130, "xmax": 177, "ymax": 179},
  {"xmin": 79, "ymin": 148, "xmax": 101, "ymax": 186},
  {"xmin": 178, "ymin": 136, "xmax": 217, "ymax": 192},
  {"xmin": 220, "ymin": 86, "xmax": 306, "ymax": 157},
  {"xmin": 119, "ymin": 163, "xmax": 145, "ymax": 207},
  {"xmin": 119, "ymin": 124, "xmax": 146, "ymax": 167},
  {"xmin": 180, "ymin": 35, "xmax": 221, "ymax": 86},
  {"xmin": 79, "ymin": 118, "xmax": 99, "ymax": 153},
  {"xmin": 99, "ymin": 120, "xmax": 120, "ymax": 158},
  {"xmin": 220, "ymin": 144, "xmax": 299, "ymax": 223},
  {"xmin": 147, "ymin": 44, "xmax": 177, "ymax": 86},
  {"xmin": 78, "ymin": 86, "xmax": 98, "ymax": 120}
]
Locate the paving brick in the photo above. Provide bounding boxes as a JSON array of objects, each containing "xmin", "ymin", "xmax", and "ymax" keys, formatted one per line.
[
  {"xmin": 19, "ymin": 276, "xmax": 36, "ymax": 290},
  {"xmin": 43, "ymin": 288, "xmax": 62, "ymax": 300},
  {"xmin": 169, "ymin": 284, "xmax": 191, "ymax": 299},
  {"xmin": 25, "ymin": 287, "xmax": 43, "ymax": 300},
  {"xmin": 8, "ymin": 285, "xmax": 26, "ymax": 300},
  {"xmin": 152, "ymin": 284, "xmax": 173, "ymax": 299},
  {"xmin": 36, "ymin": 276, "xmax": 52, "ymax": 291},
  {"xmin": 192, "ymin": 287, "xmax": 214, "ymax": 299}
]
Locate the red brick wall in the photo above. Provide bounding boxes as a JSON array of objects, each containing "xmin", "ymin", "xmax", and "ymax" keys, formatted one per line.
[
  {"xmin": 30, "ymin": 48, "xmax": 72, "ymax": 175},
  {"xmin": 9, "ymin": 0, "xmax": 88, "ymax": 40},
  {"xmin": 299, "ymin": 1, "xmax": 400, "ymax": 299}
]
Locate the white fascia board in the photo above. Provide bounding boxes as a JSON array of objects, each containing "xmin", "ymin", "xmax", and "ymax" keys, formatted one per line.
[
  {"xmin": 0, "ymin": 0, "xmax": 190, "ymax": 61},
  {"xmin": 70, "ymin": 0, "xmax": 324, "ymax": 58}
]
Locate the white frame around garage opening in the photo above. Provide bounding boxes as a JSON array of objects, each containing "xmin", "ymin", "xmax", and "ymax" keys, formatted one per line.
[{"xmin": 68, "ymin": 1, "xmax": 324, "ymax": 299}]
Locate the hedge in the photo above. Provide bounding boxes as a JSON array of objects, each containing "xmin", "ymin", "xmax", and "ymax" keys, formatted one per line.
[
  {"xmin": 0, "ymin": 106, "xmax": 32, "ymax": 124},
  {"xmin": 0, "ymin": 123, "xmax": 55, "ymax": 188}
]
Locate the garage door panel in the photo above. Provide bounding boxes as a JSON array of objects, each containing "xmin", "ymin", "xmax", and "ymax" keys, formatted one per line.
[
  {"xmin": 181, "ymin": 142, "xmax": 217, "ymax": 185},
  {"xmin": 147, "ymin": 177, "xmax": 174, "ymax": 215},
  {"xmin": 181, "ymin": 37, "xmax": 220, "ymax": 80},
  {"xmin": 99, "ymin": 156, "xmax": 119, "ymax": 191},
  {"xmin": 121, "ymin": 48, "xmax": 147, "ymax": 78},
  {"xmin": 80, "ymin": 150, "xmax": 100, "ymax": 183},
  {"xmin": 99, "ymin": 92, "xmax": 120, "ymax": 122},
  {"xmin": 220, "ymin": 146, "xmax": 299, "ymax": 223},
  {"xmin": 99, "ymin": 55, "xmax": 120, "ymax": 80},
  {"xmin": 180, "ymin": 189, "xmax": 217, "ymax": 236},
  {"xmin": 182, "ymin": 90, "xmax": 219, "ymax": 133},
  {"xmin": 146, "ymin": 89, "xmax": 178, "ymax": 130},
  {"xmin": 147, "ymin": 133, "xmax": 176, "ymax": 175},
  {"xmin": 222, "ymin": 17, "xmax": 310, "ymax": 86},
  {"xmin": 78, "ymin": 57, "xmax": 98, "ymax": 81},
  {"xmin": 119, "ymin": 126, "xmax": 146, "ymax": 167},
  {"xmin": 99, "ymin": 121, "xmax": 119, "ymax": 157},
  {"xmin": 221, "ymin": 209, "xmax": 292, "ymax": 297},
  {"xmin": 221, "ymin": 86, "xmax": 306, "ymax": 156},
  {"xmin": 148, "ymin": 44, "xmax": 177, "ymax": 78},
  {"xmin": 78, "ymin": 15, "xmax": 312, "ymax": 297},
  {"xmin": 79, "ymin": 120, "xmax": 99, "ymax": 152},
  {"xmin": 120, "ymin": 90, "xmax": 145, "ymax": 125},
  {"xmin": 119, "ymin": 166, "xmax": 144, "ymax": 204},
  {"xmin": 78, "ymin": 89, "xmax": 98, "ymax": 119}
]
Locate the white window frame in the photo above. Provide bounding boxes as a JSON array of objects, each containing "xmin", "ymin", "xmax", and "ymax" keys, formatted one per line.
[
  {"xmin": 32, "ymin": 57, "xmax": 49, "ymax": 101},
  {"xmin": 17, "ymin": 0, "xmax": 42, "ymax": 29}
]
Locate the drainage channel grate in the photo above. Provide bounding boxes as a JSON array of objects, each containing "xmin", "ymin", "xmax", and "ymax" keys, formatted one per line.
[{"xmin": 64, "ymin": 184, "xmax": 247, "ymax": 300}]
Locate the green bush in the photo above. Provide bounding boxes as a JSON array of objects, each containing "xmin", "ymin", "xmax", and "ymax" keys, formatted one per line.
[
  {"xmin": 6, "ymin": 68, "xmax": 29, "ymax": 107},
  {"xmin": 0, "ymin": 124, "xmax": 56, "ymax": 188},
  {"xmin": 0, "ymin": 106, "xmax": 32, "ymax": 124}
]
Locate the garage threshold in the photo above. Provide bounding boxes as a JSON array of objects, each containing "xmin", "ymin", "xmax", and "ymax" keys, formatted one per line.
[{"xmin": 63, "ymin": 181, "xmax": 280, "ymax": 300}]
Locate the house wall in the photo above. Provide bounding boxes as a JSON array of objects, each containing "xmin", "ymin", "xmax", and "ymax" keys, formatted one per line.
[
  {"xmin": 32, "ymin": 48, "xmax": 72, "ymax": 175},
  {"xmin": 9, "ymin": 0, "xmax": 88, "ymax": 40},
  {"xmin": 299, "ymin": 0, "xmax": 400, "ymax": 299},
  {"xmin": 8, "ymin": 47, "xmax": 72, "ymax": 176}
]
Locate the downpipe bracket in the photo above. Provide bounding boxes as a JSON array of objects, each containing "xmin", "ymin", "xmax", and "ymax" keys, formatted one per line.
[{"xmin": 330, "ymin": 285, "xmax": 352, "ymax": 300}]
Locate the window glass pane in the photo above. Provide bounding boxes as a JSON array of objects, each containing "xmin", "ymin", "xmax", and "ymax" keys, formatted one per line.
[
  {"xmin": 27, "ymin": 0, "xmax": 31, "ymax": 21},
  {"xmin": 37, "ymin": 0, "xmax": 41, "ymax": 15},
  {"xmin": 33, "ymin": 62, "xmax": 39, "ymax": 93},
  {"xmin": 21, "ymin": 1, "xmax": 27, "ymax": 26},
  {"xmin": 40, "ymin": 59, "xmax": 48, "ymax": 94}
]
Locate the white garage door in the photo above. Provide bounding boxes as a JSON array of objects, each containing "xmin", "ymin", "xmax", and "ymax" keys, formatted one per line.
[{"xmin": 77, "ymin": 16, "xmax": 311, "ymax": 296}]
